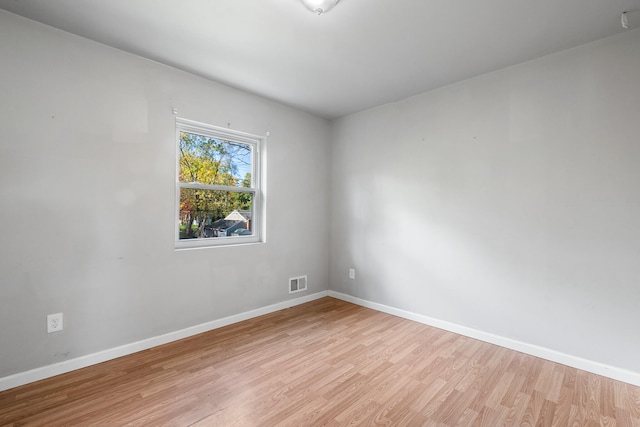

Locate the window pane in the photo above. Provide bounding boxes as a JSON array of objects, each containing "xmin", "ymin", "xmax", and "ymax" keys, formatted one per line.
[
  {"xmin": 179, "ymin": 131, "xmax": 252, "ymax": 188},
  {"xmin": 179, "ymin": 188, "xmax": 253, "ymax": 239}
]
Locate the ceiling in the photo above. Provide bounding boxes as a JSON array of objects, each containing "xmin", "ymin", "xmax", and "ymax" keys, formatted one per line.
[{"xmin": 1, "ymin": 0, "xmax": 638, "ymax": 119}]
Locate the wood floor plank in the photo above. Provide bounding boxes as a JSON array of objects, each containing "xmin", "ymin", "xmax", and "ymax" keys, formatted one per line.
[{"xmin": 1, "ymin": 297, "xmax": 640, "ymax": 426}]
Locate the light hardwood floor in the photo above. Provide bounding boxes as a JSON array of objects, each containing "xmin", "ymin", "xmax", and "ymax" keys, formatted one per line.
[{"xmin": 1, "ymin": 297, "xmax": 639, "ymax": 426}]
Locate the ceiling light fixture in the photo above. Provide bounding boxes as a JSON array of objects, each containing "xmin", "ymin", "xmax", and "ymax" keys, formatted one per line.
[{"xmin": 300, "ymin": 0, "xmax": 340, "ymax": 15}]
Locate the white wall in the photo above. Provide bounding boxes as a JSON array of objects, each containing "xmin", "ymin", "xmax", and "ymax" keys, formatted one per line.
[
  {"xmin": 0, "ymin": 10, "xmax": 330, "ymax": 378},
  {"xmin": 3, "ymin": 6, "xmax": 640, "ymax": 386},
  {"xmin": 330, "ymin": 29, "xmax": 640, "ymax": 374}
]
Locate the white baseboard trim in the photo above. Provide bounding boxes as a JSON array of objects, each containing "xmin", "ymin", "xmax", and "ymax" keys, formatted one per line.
[
  {"xmin": 328, "ymin": 290, "xmax": 640, "ymax": 387},
  {"xmin": 0, "ymin": 291, "xmax": 329, "ymax": 392}
]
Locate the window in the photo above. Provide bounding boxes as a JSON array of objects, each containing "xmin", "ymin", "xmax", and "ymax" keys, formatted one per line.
[{"xmin": 175, "ymin": 118, "xmax": 263, "ymax": 248}]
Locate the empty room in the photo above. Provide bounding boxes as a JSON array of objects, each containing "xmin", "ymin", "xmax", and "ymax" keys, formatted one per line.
[{"xmin": 1, "ymin": 0, "xmax": 640, "ymax": 425}]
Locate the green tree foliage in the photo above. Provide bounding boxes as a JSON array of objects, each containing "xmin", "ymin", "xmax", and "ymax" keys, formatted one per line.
[
  {"xmin": 179, "ymin": 132, "xmax": 252, "ymax": 239},
  {"xmin": 236, "ymin": 173, "xmax": 253, "ymax": 208}
]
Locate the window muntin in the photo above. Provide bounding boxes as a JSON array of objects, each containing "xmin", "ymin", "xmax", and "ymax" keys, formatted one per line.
[{"xmin": 176, "ymin": 118, "xmax": 263, "ymax": 248}]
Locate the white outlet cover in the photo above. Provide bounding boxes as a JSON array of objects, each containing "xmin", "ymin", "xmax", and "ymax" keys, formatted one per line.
[
  {"xmin": 349, "ymin": 268, "xmax": 355, "ymax": 279},
  {"xmin": 47, "ymin": 313, "xmax": 63, "ymax": 333}
]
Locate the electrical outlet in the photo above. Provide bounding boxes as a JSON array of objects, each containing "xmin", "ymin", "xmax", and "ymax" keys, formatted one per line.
[
  {"xmin": 47, "ymin": 313, "xmax": 63, "ymax": 333},
  {"xmin": 349, "ymin": 268, "xmax": 355, "ymax": 279}
]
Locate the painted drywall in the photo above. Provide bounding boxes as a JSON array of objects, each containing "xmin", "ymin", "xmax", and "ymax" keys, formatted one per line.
[
  {"xmin": 0, "ymin": 10, "xmax": 330, "ymax": 378},
  {"xmin": 330, "ymin": 29, "xmax": 640, "ymax": 373}
]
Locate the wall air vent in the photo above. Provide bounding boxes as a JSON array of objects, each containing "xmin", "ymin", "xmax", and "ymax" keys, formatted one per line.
[{"xmin": 289, "ymin": 275, "xmax": 308, "ymax": 294}]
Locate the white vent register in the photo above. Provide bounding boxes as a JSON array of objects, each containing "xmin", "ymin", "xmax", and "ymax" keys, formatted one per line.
[{"xmin": 289, "ymin": 275, "xmax": 308, "ymax": 294}]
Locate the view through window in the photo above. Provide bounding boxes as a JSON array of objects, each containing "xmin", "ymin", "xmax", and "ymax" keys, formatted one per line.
[{"xmin": 176, "ymin": 119, "xmax": 262, "ymax": 247}]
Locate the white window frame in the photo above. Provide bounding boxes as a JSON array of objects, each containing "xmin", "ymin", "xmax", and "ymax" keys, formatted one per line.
[{"xmin": 175, "ymin": 118, "xmax": 264, "ymax": 249}]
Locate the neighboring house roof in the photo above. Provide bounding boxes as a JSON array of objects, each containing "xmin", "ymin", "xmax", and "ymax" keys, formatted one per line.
[
  {"xmin": 224, "ymin": 210, "xmax": 248, "ymax": 221},
  {"xmin": 210, "ymin": 219, "xmax": 242, "ymax": 230},
  {"xmin": 208, "ymin": 210, "xmax": 251, "ymax": 237}
]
